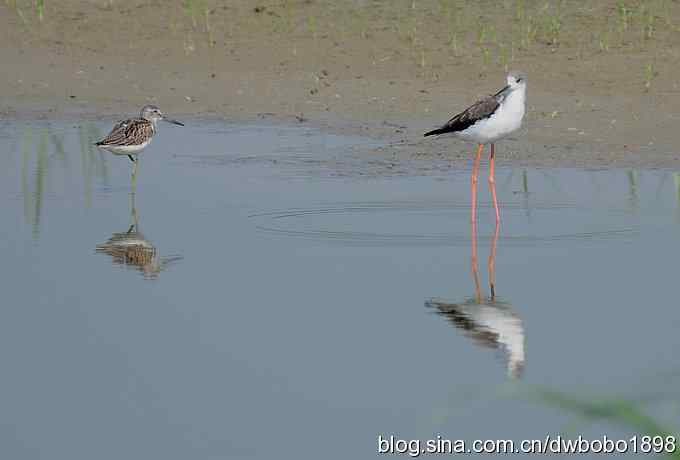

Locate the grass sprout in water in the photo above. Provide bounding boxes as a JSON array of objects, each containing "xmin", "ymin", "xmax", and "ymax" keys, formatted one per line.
[{"xmin": 532, "ymin": 387, "xmax": 680, "ymax": 458}]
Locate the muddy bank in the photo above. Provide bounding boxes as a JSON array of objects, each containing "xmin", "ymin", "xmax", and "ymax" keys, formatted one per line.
[{"xmin": 2, "ymin": 0, "xmax": 680, "ymax": 168}]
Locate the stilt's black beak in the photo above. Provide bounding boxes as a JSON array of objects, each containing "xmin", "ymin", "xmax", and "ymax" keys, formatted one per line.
[{"xmin": 494, "ymin": 85, "xmax": 511, "ymax": 97}]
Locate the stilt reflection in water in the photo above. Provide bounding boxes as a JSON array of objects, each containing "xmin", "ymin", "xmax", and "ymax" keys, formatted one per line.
[{"xmin": 426, "ymin": 182, "xmax": 525, "ymax": 378}]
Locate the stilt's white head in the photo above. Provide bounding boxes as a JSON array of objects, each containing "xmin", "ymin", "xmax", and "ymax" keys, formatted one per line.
[{"xmin": 506, "ymin": 71, "xmax": 527, "ymax": 92}]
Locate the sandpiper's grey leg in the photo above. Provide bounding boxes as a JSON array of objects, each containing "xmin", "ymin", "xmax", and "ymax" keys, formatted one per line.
[
  {"xmin": 129, "ymin": 188, "xmax": 139, "ymax": 233},
  {"xmin": 131, "ymin": 160, "xmax": 139, "ymax": 194}
]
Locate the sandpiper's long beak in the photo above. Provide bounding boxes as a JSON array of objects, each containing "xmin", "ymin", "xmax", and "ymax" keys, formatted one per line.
[{"xmin": 163, "ymin": 117, "xmax": 184, "ymax": 126}]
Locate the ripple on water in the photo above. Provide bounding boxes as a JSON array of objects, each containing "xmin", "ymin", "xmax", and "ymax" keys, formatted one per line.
[{"xmin": 249, "ymin": 200, "xmax": 640, "ymax": 247}]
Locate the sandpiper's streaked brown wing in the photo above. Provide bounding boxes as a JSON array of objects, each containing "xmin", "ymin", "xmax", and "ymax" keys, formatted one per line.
[{"xmin": 96, "ymin": 118, "xmax": 154, "ymax": 146}]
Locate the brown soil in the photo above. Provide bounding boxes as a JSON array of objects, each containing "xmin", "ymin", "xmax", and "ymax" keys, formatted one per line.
[{"xmin": 2, "ymin": 0, "xmax": 680, "ymax": 168}]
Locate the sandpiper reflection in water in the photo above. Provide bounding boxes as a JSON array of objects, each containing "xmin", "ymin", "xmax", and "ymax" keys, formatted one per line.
[
  {"xmin": 426, "ymin": 183, "xmax": 525, "ymax": 378},
  {"xmin": 95, "ymin": 193, "xmax": 182, "ymax": 279}
]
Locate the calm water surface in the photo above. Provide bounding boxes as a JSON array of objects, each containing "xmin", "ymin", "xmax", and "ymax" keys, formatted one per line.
[{"xmin": 1, "ymin": 120, "xmax": 679, "ymax": 459}]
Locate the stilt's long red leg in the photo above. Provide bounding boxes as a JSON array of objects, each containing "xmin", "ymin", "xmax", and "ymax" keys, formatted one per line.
[
  {"xmin": 489, "ymin": 143, "xmax": 500, "ymax": 225},
  {"xmin": 488, "ymin": 220, "xmax": 500, "ymax": 300},
  {"xmin": 470, "ymin": 144, "xmax": 484, "ymax": 303},
  {"xmin": 471, "ymin": 217, "xmax": 482, "ymax": 303},
  {"xmin": 471, "ymin": 144, "xmax": 484, "ymax": 224}
]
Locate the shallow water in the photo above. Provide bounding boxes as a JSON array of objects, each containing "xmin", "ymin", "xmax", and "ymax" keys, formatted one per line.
[{"xmin": 1, "ymin": 120, "xmax": 680, "ymax": 459}]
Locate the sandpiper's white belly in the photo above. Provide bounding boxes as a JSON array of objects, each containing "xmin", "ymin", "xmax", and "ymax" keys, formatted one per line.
[
  {"xmin": 101, "ymin": 140, "xmax": 151, "ymax": 156},
  {"xmin": 457, "ymin": 89, "xmax": 525, "ymax": 143}
]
